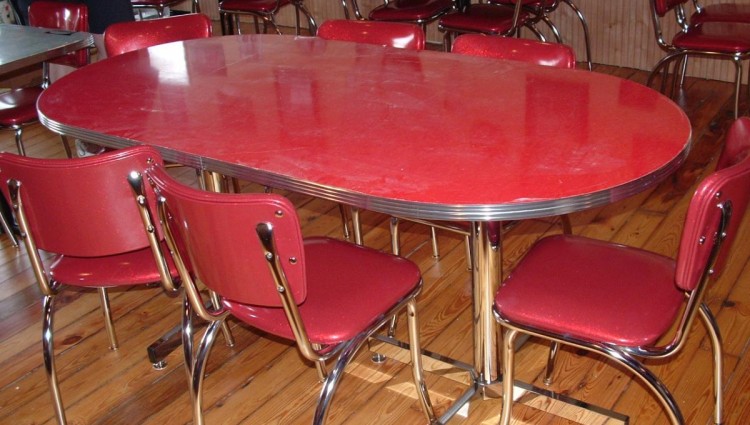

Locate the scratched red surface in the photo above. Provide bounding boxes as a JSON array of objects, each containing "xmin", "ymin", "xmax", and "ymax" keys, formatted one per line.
[{"xmin": 38, "ymin": 35, "xmax": 691, "ymax": 219}]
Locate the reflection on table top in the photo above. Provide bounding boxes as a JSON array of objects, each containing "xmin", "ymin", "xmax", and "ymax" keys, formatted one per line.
[
  {"xmin": 38, "ymin": 34, "xmax": 691, "ymax": 221},
  {"xmin": 0, "ymin": 24, "xmax": 93, "ymax": 74}
]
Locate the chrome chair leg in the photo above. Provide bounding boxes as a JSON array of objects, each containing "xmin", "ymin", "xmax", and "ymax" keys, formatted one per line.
[
  {"xmin": 543, "ymin": 341, "xmax": 559, "ymax": 385},
  {"xmin": 191, "ymin": 319, "xmax": 223, "ymax": 425},
  {"xmin": 339, "ymin": 204, "xmax": 351, "ymax": 241},
  {"xmin": 407, "ymin": 299, "xmax": 437, "ymax": 423},
  {"xmin": 182, "ymin": 296, "xmax": 195, "ymax": 380},
  {"xmin": 209, "ymin": 290, "xmax": 235, "ymax": 347},
  {"xmin": 699, "ymin": 303, "xmax": 723, "ymax": 425},
  {"xmin": 500, "ymin": 327, "xmax": 519, "ymax": 425},
  {"xmin": 43, "ymin": 294, "xmax": 67, "ymax": 425},
  {"xmin": 429, "ymin": 226, "xmax": 440, "ymax": 258},
  {"xmin": 14, "ymin": 127, "xmax": 25, "ymax": 156},
  {"xmin": 312, "ymin": 343, "xmax": 328, "ymax": 383},
  {"xmin": 351, "ymin": 207, "xmax": 363, "ymax": 245},
  {"xmin": 562, "ymin": 0, "xmax": 592, "ymax": 70},
  {"xmin": 313, "ymin": 332, "xmax": 371, "ymax": 425},
  {"xmin": 98, "ymin": 287, "xmax": 119, "ymax": 350},
  {"xmin": 0, "ymin": 201, "xmax": 17, "ymax": 248}
]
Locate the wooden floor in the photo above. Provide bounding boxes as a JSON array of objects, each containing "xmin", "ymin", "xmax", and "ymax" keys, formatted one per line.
[{"xmin": 1, "ymin": 57, "xmax": 750, "ymax": 425}]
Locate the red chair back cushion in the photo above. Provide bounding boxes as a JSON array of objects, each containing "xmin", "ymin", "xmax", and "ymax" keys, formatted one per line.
[{"xmin": 104, "ymin": 13, "xmax": 213, "ymax": 57}]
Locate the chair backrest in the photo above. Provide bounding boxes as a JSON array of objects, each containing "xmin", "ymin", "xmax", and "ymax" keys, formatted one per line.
[
  {"xmin": 317, "ymin": 19, "xmax": 426, "ymax": 50},
  {"xmin": 675, "ymin": 117, "xmax": 750, "ymax": 292},
  {"xmin": 144, "ymin": 165, "xmax": 307, "ymax": 307},
  {"xmin": 28, "ymin": 1, "xmax": 89, "ymax": 68},
  {"xmin": 452, "ymin": 34, "xmax": 576, "ymax": 69},
  {"xmin": 0, "ymin": 146, "xmax": 163, "ymax": 257},
  {"xmin": 104, "ymin": 13, "xmax": 213, "ymax": 57}
]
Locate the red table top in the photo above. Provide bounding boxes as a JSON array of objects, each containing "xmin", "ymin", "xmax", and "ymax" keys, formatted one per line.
[{"xmin": 38, "ymin": 34, "xmax": 691, "ymax": 221}]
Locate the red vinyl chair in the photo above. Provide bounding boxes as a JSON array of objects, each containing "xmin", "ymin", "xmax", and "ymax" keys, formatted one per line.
[
  {"xmin": 131, "ymin": 164, "xmax": 437, "ymax": 425},
  {"xmin": 0, "ymin": 146, "xmax": 181, "ymax": 425},
  {"xmin": 452, "ymin": 33, "xmax": 576, "ymax": 67},
  {"xmin": 437, "ymin": 0, "xmax": 535, "ymax": 51},
  {"xmin": 366, "ymin": 0, "xmax": 455, "ymax": 34},
  {"xmin": 104, "ymin": 13, "xmax": 213, "ymax": 57},
  {"xmin": 317, "ymin": 19, "xmax": 426, "ymax": 50},
  {"xmin": 494, "ymin": 117, "xmax": 750, "ymax": 425},
  {"xmin": 0, "ymin": 1, "xmax": 89, "ymax": 157},
  {"xmin": 647, "ymin": 0, "xmax": 750, "ymax": 119},
  {"xmin": 218, "ymin": 0, "xmax": 317, "ymax": 36},
  {"xmin": 690, "ymin": 0, "xmax": 750, "ymax": 25},
  {"xmin": 131, "ymin": 0, "xmax": 200, "ymax": 18},
  {"xmin": 489, "ymin": 0, "xmax": 591, "ymax": 70}
]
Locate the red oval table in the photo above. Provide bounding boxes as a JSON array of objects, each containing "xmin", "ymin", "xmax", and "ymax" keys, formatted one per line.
[{"xmin": 37, "ymin": 33, "xmax": 692, "ymax": 420}]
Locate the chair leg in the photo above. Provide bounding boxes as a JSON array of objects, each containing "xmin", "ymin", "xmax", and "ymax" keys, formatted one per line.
[
  {"xmin": 190, "ymin": 319, "xmax": 224, "ymax": 425},
  {"xmin": 312, "ymin": 343, "xmax": 328, "ymax": 383},
  {"xmin": 699, "ymin": 303, "xmax": 723, "ymax": 425},
  {"xmin": 406, "ymin": 299, "xmax": 437, "ymax": 423},
  {"xmin": 463, "ymin": 234, "xmax": 472, "ymax": 271},
  {"xmin": 351, "ymin": 207, "xmax": 363, "ymax": 246},
  {"xmin": 313, "ymin": 332, "xmax": 371, "ymax": 425},
  {"xmin": 182, "ymin": 295, "xmax": 195, "ymax": 382},
  {"xmin": 14, "ymin": 127, "xmax": 25, "ymax": 156},
  {"xmin": 295, "ymin": 1, "xmax": 318, "ymax": 35},
  {"xmin": 500, "ymin": 328, "xmax": 520, "ymax": 425},
  {"xmin": 209, "ymin": 290, "xmax": 235, "ymax": 347},
  {"xmin": 42, "ymin": 294, "xmax": 68, "ymax": 425},
  {"xmin": 732, "ymin": 58, "xmax": 742, "ymax": 120},
  {"xmin": 543, "ymin": 341, "xmax": 559, "ymax": 385},
  {"xmin": 98, "ymin": 287, "xmax": 119, "ymax": 350},
  {"xmin": 0, "ymin": 197, "xmax": 18, "ymax": 248},
  {"xmin": 561, "ymin": 0, "xmax": 592, "ymax": 71},
  {"xmin": 603, "ymin": 345, "xmax": 684, "ymax": 424},
  {"xmin": 339, "ymin": 204, "xmax": 351, "ymax": 241},
  {"xmin": 429, "ymin": 226, "xmax": 440, "ymax": 258}
]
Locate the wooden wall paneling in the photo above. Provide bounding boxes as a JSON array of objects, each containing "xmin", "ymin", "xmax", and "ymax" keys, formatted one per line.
[{"xmin": 189, "ymin": 0, "xmax": 750, "ymax": 83}]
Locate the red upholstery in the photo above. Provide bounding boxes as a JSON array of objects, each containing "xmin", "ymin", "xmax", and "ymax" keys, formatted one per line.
[
  {"xmin": 671, "ymin": 21, "xmax": 750, "ymax": 52},
  {"xmin": 146, "ymin": 166, "xmax": 422, "ymax": 343},
  {"xmin": 717, "ymin": 116, "xmax": 750, "ymax": 170},
  {"xmin": 648, "ymin": 0, "xmax": 750, "ymax": 119},
  {"xmin": 104, "ymin": 13, "xmax": 213, "ymax": 57},
  {"xmin": 318, "ymin": 19, "xmax": 426, "ymax": 50},
  {"xmin": 452, "ymin": 34, "xmax": 576, "ymax": 68},
  {"xmin": 220, "ymin": 0, "xmax": 291, "ymax": 12},
  {"xmin": 0, "ymin": 88, "xmax": 43, "ymax": 126},
  {"xmin": 496, "ymin": 235, "xmax": 682, "ymax": 346},
  {"xmin": 494, "ymin": 117, "xmax": 750, "ymax": 424},
  {"xmin": 1, "ymin": 2, "xmax": 90, "ymax": 156},
  {"xmin": 142, "ymin": 164, "xmax": 435, "ymax": 424},
  {"xmin": 28, "ymin": 1, "xmax": 89, "ymax": 68},
  {"xmin": 368, "ymin": 0, "xmax": 455, "ymax": 24},
  {"xmin": 691, "ymin": 2, "xmax": 750, "ymax": 25},
  {"xmin": 0, "ymin": 146, "xmax": 181, "ymax": 425},
  {"xmin": 439, "ymin": 4, "xmax": 530, "ymax": 35},
  {"xmin": 0, "ymin": 147, "xmax": 178, "ymax": 287},
  {"xmin": 218, "ymin": 0, "xmax": 315, "ymax": 36}
]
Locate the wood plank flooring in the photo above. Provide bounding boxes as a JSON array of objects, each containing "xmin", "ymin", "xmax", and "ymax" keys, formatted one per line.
[{"xmin": 0, "ymin": 58, "xmax": 749, "ymax": 425}]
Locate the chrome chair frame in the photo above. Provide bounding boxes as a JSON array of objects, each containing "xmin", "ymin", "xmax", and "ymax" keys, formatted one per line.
[
  {"xmin": 131, "ymin": 167, "xmax": 437, "ymax": 425},
  {"xmin": 646, "ymin": 0, "xmax": 750, "ymax": 119},
  {"xmin": 493, "ymin": 130, "xmax": 750, "ymax": 425},
  {"xmin": 492, "ymin": 0, "xmax": 591, "ymax": 70},
  {"xmin": 219, "ymin": 0, "xmax": 317, "ymax": 36},
  {"xmin": 438, "ymin": 1, "xmax": 537, "ymax": 51},
  {"xmin": 131, "ymin": 0, "xmax": 200, "ymax": 18}
]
